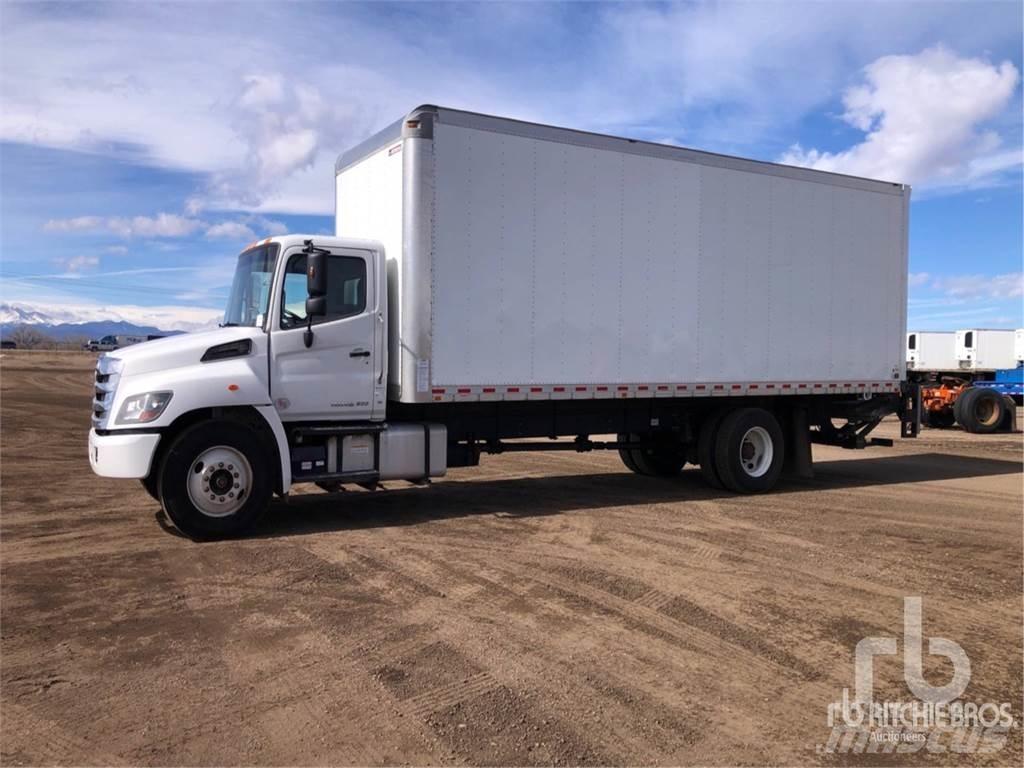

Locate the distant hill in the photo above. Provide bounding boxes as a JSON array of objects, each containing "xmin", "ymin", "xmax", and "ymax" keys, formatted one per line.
[
  {"xmin": 3, "ymin": 320, "xmax": 186, "ymax": 340},
  {"xmin": 0, "ymin": 301, "xmax": 218, "ymax": 340}
]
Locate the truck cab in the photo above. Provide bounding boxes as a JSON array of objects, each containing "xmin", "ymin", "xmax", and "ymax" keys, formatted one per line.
[{"xmin": 88, "ymin": 235, "xmax": 444, "ymax": 539}]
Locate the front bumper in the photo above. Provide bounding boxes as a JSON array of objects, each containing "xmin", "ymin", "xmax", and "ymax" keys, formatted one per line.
[{"xmin": 88, "ymin": 428, "xmax": 161, "ymax": 479}]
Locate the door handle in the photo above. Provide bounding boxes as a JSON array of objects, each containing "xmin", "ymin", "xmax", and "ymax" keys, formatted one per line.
[{"xmin": 350, "ymin": 349, "xmax": 371, "ymax": 358}]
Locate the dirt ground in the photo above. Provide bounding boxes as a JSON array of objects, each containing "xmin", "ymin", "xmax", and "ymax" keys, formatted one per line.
[{"xmin": 1, "ymin": 350, "xmax": 1021, "ymax": 766}]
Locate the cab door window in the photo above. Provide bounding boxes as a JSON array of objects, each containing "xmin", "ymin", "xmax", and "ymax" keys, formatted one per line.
[{"xmin": 280, "ymin": 253, "xmax": 367, "ymax": 328}]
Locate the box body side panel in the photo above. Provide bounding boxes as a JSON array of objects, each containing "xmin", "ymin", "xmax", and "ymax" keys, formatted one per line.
[{"xmin": 427, "ymin": 122, "xmax": 907, "ymax": 391}]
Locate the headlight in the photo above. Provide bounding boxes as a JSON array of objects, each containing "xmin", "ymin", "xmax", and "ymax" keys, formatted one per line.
[{"xmin": 116, "ymin": 391, "xmax": 173, "ymax": 424}]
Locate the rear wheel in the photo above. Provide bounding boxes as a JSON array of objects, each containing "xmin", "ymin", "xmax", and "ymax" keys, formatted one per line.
[
  {"xmin": 618, "ymin": 433, "xmax": 686, "ymax": 476},
  {"xmin": 158, "ymin": 421, "xmax": 272, "ymax": 540},
  {"xmin": 617, "ymin": 433, "xmax": 642, "ymax": 474},
  {"xmin": 957, "ymin": 388, "xmax": 1005, "ymax": 434},
  {"xmin": 713, "ymin": 408, "xmax": 785, "ymax": 493},
  {"xmin": 697, "ymin": 410, "xmax": 727, "ymax": 489},
  {"xmin": 633, "ymin": 434, "xmax": 686, "ymax": 476}
]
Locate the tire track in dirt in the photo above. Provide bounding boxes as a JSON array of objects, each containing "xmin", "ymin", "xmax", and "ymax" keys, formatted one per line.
[
  {"xmin": 0, "ymin": 702, "xmax": 126, "ymax": 766},
  {"xmin": 319, "ymin": 543, "xmax": 699, "ymax": 762}
]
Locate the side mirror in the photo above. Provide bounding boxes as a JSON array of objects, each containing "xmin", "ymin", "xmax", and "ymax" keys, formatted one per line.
[
  {"xmin": 307, "ymin": 251, "xmax": 327, "ymax": 298},
  {"xmin": 303, "ymin": 250, "xmax": 328, "ymax": 349},
  {"xmin": 305, "ymin": 295, "xmax": 327, "ymax": 318}
]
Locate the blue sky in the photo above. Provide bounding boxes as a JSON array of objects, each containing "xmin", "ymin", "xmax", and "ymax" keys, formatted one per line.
[{"xmin": 1, "ymin": 1, "xmax": 1021, "ymax": 331}]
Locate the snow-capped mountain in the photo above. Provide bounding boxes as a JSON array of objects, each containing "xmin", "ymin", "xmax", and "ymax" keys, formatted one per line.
[{"xmin": 0, "ymin": 301, "xmax": 222, "ymax": 338}]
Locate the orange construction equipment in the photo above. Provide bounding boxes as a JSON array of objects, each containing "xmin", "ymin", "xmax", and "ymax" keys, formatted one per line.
[
  {"xmin": 920, "ymin": 382, "xmax": 963, "ymax": 428},
  {"xmin": 921, "ymin": 380, "xmax": 1016, "ymax": 432}
]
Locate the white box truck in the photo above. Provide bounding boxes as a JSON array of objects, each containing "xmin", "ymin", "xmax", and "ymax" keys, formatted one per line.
[
  {"xmin": 88, "ymin": 106, "xmax": 918, "ymax": 539},
  {"xmin": 955, "ymin": 329, "xmax": 1017, "ymax": 372},
  {"xmin": 906, "ymin": 331, "xmax": 957, "ymax": 377}
]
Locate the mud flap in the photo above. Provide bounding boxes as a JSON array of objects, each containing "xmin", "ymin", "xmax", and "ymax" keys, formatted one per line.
[
  {"xmin": 900, "ymin": 382, "xmax": 921, "ymax": 439},
  {"xmin": 783, "ymin": 406, "xmax": 814, "ymax": 479}
]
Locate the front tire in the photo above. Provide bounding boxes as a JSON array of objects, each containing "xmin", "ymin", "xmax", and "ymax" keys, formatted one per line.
[
  {"xmin": 158, "ymin": 421, "xmax": 272, "ymax": 540},
  {"xmin": 713, "ymin": 408, "xmax": 785, "ymax": 493},
  {"xmin": 140, "ymin": 475, "xmax": 160, "ymax": 501}
]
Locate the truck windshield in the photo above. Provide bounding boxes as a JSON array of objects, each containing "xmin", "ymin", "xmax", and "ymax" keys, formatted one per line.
[{"xmin": 223, "ymin": 244, "xmax": 279, "ymax": 327}]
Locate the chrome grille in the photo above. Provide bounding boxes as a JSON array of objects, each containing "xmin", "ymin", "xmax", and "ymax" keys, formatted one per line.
[{"xmin": 92, "ymin": 356, "xmax": 123, "ymax": 429}]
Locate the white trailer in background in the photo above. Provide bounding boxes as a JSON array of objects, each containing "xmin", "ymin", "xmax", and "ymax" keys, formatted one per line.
[
  {"xmin": 906, "ymin": 331, "xmax": 957, "ymax": 375},
  {"xmin": 87, "ymin": 105, "xmax": 919, "ymax": 539},
  {"xmin": 955, "ymin": 329, "xmax": 1017, "ymax": 372},
  {"xmin": 1015, "ymin": 329, "xmax": 1024, "ymax": 365}
]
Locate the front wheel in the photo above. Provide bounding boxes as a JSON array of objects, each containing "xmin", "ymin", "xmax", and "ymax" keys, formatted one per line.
[
  {"xmin": 140, "ymin": 475, "xmax": 160, "ymax": 501},
  {"xmin": 158, "ymin": 421, "xmax": 272, "ymax": 540}
]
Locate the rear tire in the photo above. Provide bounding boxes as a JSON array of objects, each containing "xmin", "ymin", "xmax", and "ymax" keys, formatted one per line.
[
  {"xmin": 957, "ymin": 388, "xmax": 1005, "ymax": 434},
  {"xmin": 633, "ymin": 434, "xmax": 686, "ymax": 476},
  {"xmin": 713, "ymin": 408, "xmax": 785, "ymax": 493},
  {"xmin": 158, "ymin": 420, "xmax": 272, "ymax": 540},
  {"xmin": 618, "ymin": 433, "xmax": 686, "ymax": 476},
  {"xmin": 617, "ymin": 433, "xmax": 642, "ymax": 474},
  {"xmin": 697, "ymin": 410, "xmax": 727, "ymax": 489}
]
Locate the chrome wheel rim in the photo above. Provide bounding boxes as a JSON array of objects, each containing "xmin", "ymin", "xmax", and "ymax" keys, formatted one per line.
[
  {"xmin": 186, "ymin": 446, "xmax": 251, "ymax": 518},
  {"xmin": 739, "ymin": 427, "xmax": 773, "ymax": 478}
]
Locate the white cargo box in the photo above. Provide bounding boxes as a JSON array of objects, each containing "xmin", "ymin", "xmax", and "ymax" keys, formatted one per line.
[
  {"xmin": 955, "ymin": 329, "xmax": 1017, "ymax": 371},
  {"xmin": 906, "ymin": 331, "xmax": 957, "ymax": 372},
  {"xmin": 1016, "ymin": 329, "xmax": 1024, "ymax": 364},
  {"xmin": 337, "ymin": 106, "xmax": 909, "ymax": 403}
]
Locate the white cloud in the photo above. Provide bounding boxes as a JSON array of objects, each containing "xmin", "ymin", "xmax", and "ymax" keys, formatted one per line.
[
  {"xmin": 908, "ymin": 272, "xmax": 931, "ymax": 288},
  {"xmin": 57, "ymin": 255, "xmax": 100, "ymax": 273},
  {"xmin": 1, "ymin": 3, "xmax": 1020, "ymax": 216},
  {"xmin": 932, "ymin": 272, "xmax": 1023, "ymax": 300},
  {"xmin": 780, "ymin": 47, "xmax": 1020, "ymax": 187},
  {"xmin": 43, "ymin": 212, "xmax": 203, "ymax": 238},
  {"xmin": 205, "ymin": 221, "xmax": 255, "ymax": 240},
  {"xmin": 204, "ymin": 215, "xmax": 287, "ymax": 240},
  {"xmin": 45, "ymin": 211, "xmax": 286, "ymax": 241}
]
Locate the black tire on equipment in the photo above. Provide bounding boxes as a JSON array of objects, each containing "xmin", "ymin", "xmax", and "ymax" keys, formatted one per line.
[
  {"xmin": 957, "ymin": 387, "xmax": 1005, "ymax": 434},
  {"xmin": 158, "ymin": 420, "xmax": 273, "ymax": 540},
  {"xmin": 697, "ymin": 410, "xmax": 727, "ymax": 489},
  {"xmin": 927, "ymin": 409, "xmax": 956, "ymax": 429},
  {"xmin": 953, "ymin": 388, "xmax": 969, "ymax": 426},
  {"xmin": 713, "ymin": 408, "xmax": 785, "ymax": 494}
]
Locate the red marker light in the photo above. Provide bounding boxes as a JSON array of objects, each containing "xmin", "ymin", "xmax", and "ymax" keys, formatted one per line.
[{"xmin": 227, "ymin": 384, "xmax": 239, "ymax": 392}]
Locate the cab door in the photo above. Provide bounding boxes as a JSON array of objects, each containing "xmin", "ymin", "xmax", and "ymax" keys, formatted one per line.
[{"xmin": 270, "ymin": 246, "xmax": 377, "ymax": 422}]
